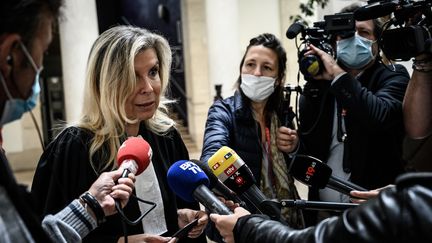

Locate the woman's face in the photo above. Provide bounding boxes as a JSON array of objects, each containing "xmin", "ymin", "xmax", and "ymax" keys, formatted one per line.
[
  {"xmin": 241, "ymin": 45, "xmax": 279, "ymax": 80},
  {"xmin": 125, "ymin": 48, "xmax": 161, "ymax": 122}
]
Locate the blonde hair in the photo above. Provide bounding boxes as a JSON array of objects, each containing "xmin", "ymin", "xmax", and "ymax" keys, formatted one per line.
[{"xmin": 76, "ymin": 25, "xmax": 175, "ymax": 173}]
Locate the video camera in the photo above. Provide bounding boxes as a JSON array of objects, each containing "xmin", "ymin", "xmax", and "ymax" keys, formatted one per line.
[
  {"xmin": 354, "ymin": 0, "xmax": 432, "ymax": 61},
  {"xmin": 286, "ymin": 13, "xmax": 355, "ymax": 78}
]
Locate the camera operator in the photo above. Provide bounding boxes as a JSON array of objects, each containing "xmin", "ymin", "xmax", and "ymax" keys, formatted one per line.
[
  {"xmin": 403, "ymin": 51, "xmax": 432, "ymax": 171},
  {"xmin": 297, "ymin": 3, "xmax": 410, "ymax": 225}
]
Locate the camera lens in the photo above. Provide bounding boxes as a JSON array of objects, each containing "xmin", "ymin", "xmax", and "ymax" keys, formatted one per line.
[{"xmin": 300, "ymin": 54, "xmax": 322, "ymax": 77}]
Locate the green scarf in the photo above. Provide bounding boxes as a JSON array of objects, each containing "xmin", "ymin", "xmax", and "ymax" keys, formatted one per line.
[{"xmin": 260, "ymin": 113, "xmax": 305, "ymax": 229}]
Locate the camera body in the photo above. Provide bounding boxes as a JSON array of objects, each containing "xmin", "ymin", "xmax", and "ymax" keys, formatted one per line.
[
  {"xmin": 354, "ymin": 0, "xmax": 432, "ymax": 61},
  {"xmin": 287, "ymin": 13, "xmax": 355, "ymax": 78}
]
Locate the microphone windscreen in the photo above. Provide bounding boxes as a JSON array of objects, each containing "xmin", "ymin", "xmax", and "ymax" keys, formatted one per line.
[
  {"xmin": 208, "ymin": 146, "xmax": 255, "ymax": 194},
  {"xmin": 190, "ymin": 159, "xmax": 219, "ymax": 189},
  {"xmin": 167, "ymin": 160, "xmax": 210, "ymax": 202},
  {"xmin": 117, "ymin": 136, "xmax": 152, "ymax": 175},
  {"xmin": 286, "ymin": 22, "xmax": 305, "ymax": 39},
  {"xmin": 290, "ymin": 155, "xmax": 332, "ymax": 189}
]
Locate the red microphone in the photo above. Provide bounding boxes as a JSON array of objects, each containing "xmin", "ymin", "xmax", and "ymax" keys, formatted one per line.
[{"xmin": 117, "ymin": 136, "xmax": 152, "ymax": 177}]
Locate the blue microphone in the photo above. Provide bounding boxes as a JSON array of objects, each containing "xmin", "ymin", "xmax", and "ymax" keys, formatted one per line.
[{"xmin": 167, "ymin": 160, "xmax": 232, "ymax": 215}]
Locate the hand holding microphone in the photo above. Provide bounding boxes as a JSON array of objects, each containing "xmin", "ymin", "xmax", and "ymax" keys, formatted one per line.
[{"xmin": 115, "ymin": 136, "xmax": 157, "ymax": 225}]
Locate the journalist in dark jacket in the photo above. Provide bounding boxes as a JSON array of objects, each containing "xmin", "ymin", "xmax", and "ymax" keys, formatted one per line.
[
  {"xmin": 210, "ymin": 172, "xmax": 432, "ymax": 243},
  {"xmin": 298, "ymin": 12, "xmax": 409, "ymax": 222}
]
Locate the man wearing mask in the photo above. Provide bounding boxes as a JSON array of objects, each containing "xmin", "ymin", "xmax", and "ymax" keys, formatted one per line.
[
  {"xmin": 297, "ymin": 3, "xmax": 409, "ymax": 224},
  {"xmin": 0, "ymin": 0, "xmax": 135, "ymax": 242}
]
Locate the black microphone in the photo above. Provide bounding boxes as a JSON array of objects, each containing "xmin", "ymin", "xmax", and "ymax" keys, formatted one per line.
[
  {"xmin": 191, "ymin": 159, "xmax": 246, "ymax": 207},
  {"xmin": 167, "ymin": 160, "xmax": 232, "ymax": 215},
  {"xmin": 262, "ymin": 199, "xmax": 358, "ymax": 212},
  {"xmin": 208, "ymin": 146, "xmax": 285, "ymax": 223},
  {"xmin": 286, "ymin": 22, "xmax": 305, "ymax": 39},
  {"xmin": 354, "ymin": 1, "xmax": 398, "ymax": 21},
  {"xmin": 289, "ymin": 154, "xmax": 367, "ymax": 195}
]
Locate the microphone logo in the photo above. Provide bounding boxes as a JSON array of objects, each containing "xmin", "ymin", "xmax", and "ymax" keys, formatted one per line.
[
  {"xmin": 224, "ymin": 164, "xmax": 237, "ymax": 177},
  {"xmin": 179, "ymin": 161, "xmax": 203, "ymax": 174},
  {"xmin": 305, "ymin": 161, "xmax": 317, "ymax": 182}
]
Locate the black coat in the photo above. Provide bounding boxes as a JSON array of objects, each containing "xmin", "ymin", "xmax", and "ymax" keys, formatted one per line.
[{"xmin": 299, "ymin": 61, "xmax": 409, "ymax": 195}]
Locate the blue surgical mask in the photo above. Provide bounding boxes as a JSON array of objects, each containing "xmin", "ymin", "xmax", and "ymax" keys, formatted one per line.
[
  {"xmin": 0, "ymin": 42, "xmax": 43, "ymax": 126},
  {"xmin": 336, "ymin": 34, "xmax": 375, "ymax": 69}
]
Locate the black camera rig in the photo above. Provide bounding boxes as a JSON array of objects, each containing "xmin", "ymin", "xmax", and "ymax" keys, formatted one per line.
[
  {"xmin": 286, "ymin": 13, "xmax": 355, "ymax": 79},
  {"xmin": 354, "ymin": 0, "xmax": 432, "ymax": 61}
]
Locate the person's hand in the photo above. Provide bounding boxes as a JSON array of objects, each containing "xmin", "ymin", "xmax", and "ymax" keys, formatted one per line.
[
  {"xmin": 217, "ymin": 196, "xmax": 239, "ymax": 212},
  {"xmin": 117, "ymin": 233, "xmax": 173, "ymax": 243},
  {"xmin": 350, "ymin": 184, "xmax": 394, "ymax": 203},
  {"xmin": 304, "ymin": 44, "xmax": 345, "ymax": 80},
  {"xmin": 277, "ymin": 126, "xmax": 299, "ymax": 153},
  {"xmin": 210, "ymin": 207, "xmax": 250, "ymax": 243},
  {"xmin": 88, "ymin": 168, "xmax": 135, "ymax": 216},
  {"xmin": 177, "ymin": 208, "xmax": 208, "ymax": 238}
]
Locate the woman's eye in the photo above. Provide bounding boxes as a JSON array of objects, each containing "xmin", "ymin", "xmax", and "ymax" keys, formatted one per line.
[{"xmin": 149, "ymin": 67, "xmax": 159, "ymax": 77}]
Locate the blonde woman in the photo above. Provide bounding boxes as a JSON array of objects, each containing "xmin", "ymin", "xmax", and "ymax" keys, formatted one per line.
[{"xmin": 31, "ymin": 26, "xmax": 208, "ymax": 243}]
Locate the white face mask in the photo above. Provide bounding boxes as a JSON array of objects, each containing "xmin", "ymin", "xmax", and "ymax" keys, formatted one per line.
[{"xmin": 240, "ymin": 74, "xmax": 276, "ymax": 102}]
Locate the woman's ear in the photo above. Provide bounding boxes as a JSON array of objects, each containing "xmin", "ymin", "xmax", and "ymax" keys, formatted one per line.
[{"xmin": 0, "ymin": 34, "xmax": 21, "ymax": 74}]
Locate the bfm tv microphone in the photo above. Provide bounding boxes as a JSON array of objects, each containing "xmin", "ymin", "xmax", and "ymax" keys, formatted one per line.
[
  {"xmin": 167, "ymin": 160, "xmax": 232, "ymax": 215},
  {"xmin": 208, "ymin": 146, "xmax": 285, "ymax": 223},
  {"xmin": 191, "ymin": 159, "xmax": 246, "ymax": 207},
  {"xmin": 289, "ymin": 154, "xmax": 366, "ymax": 195},
  {"xmin": 117, "ymin": 136, "xmax": 152, "ymax": 177},
  {"xmin": 353, "ymin": 1, "xmax": 398, "ymax": 21}
]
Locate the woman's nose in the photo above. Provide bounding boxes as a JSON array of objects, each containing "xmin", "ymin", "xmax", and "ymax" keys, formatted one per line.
[
  {"xmin": 138, "ymin": 79, "xmax": 154, "ymax": 94},
  {"xmin": 252, "ymin": 67, "xmax": 262, "ymax": 76}
]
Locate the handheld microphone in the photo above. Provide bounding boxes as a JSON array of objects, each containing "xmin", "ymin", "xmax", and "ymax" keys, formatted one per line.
[
  {"xmin": 286, "ymin": 22, "xmax": 305, "ymax": 39},
  {"xmin": 353, "ymin": 1, "xmax": 398, "ymax": 21},
  {"xmin": 289, "ymin": 154, "xmax": 366, "ymax": 195},
  {"xmin": 262, "ymin": 199, "xmax": 358, "ymax": 212},
  {"xmin": 191, "ymin": 159, "xmax": 246, "ymax": 207},
  {"xmin": 115, "ymin": 136, "xmax": 156, "ymax": 226},
  {"xmin": 167, "ymin": 160, "xmax": 232, "ymax": 215},
  {"xmin": 208, "ymin": 146, "xmax": 284, "ymax": 222},
  {"xmin": 117, "ymin": 136, "xmax": 152, "ymax": 177}
]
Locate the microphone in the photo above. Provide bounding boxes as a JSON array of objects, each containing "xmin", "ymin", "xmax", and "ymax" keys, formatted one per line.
[
  {"xmin": 289, "ymin": 154, "xmax": 367, "ymax": 195},
  {"xmin": 262, "ymin": 199, "xmax": 358, "ymax": 212},
  {"xmin": 286, "ymin": 22, "xmax": 305, "ymax": 39},
  {"xmin": 115, "ymin": 136, "xmax": 156, "ymax": 226},
  {"xmin": 191, "ymin": 159, "xmax": 246, "ymax": 207},
  {"xmin": 167, "ymin": 160, "xmax": 232, "ymax": 215},
  {"xmin": 353, "ymin": 1, "xmax": 398, "ymax": 21},
  {"xmin": 117, "ymin": 136, "xmax": 152, "ymax": 177},
  {"xmin": 207, "ymin": 146, "xmax": 285, "ymax": 223}
]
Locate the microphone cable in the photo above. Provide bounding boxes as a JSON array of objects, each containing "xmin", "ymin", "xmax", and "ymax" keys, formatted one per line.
[{"xmin": 115, "ymin": 194, "xmax": 157, "ymax": 243}]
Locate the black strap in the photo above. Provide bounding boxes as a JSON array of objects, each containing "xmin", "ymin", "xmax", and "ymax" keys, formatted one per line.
[{"xmin": 80, "ymin": 191, "xmax": 106, "ymax": 225}]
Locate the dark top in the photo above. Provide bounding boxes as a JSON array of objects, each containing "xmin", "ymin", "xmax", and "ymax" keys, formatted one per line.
[
  {"xmin": 201, "ymin": 90, "xmax": 284, "ymax": 184},
  {"xmin": 31, "ymin": 123, "xmax": 206, "ymax": 243},
  {"xmin": 234, "ymin": 172, "xmax": 432, "ymax": 243},
  {"xmin": 299, "ymin": 61, "xmax": 409, "ymax": 193}
]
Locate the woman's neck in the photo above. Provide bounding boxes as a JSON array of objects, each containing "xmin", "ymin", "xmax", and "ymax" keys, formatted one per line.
[
  {"xmin": 125, "ymin": 122, "xmax": 140, "ymax": 137},
  {"xmin": 251, "ymin": 100, "xmax": 266, "ymax": 119}
]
